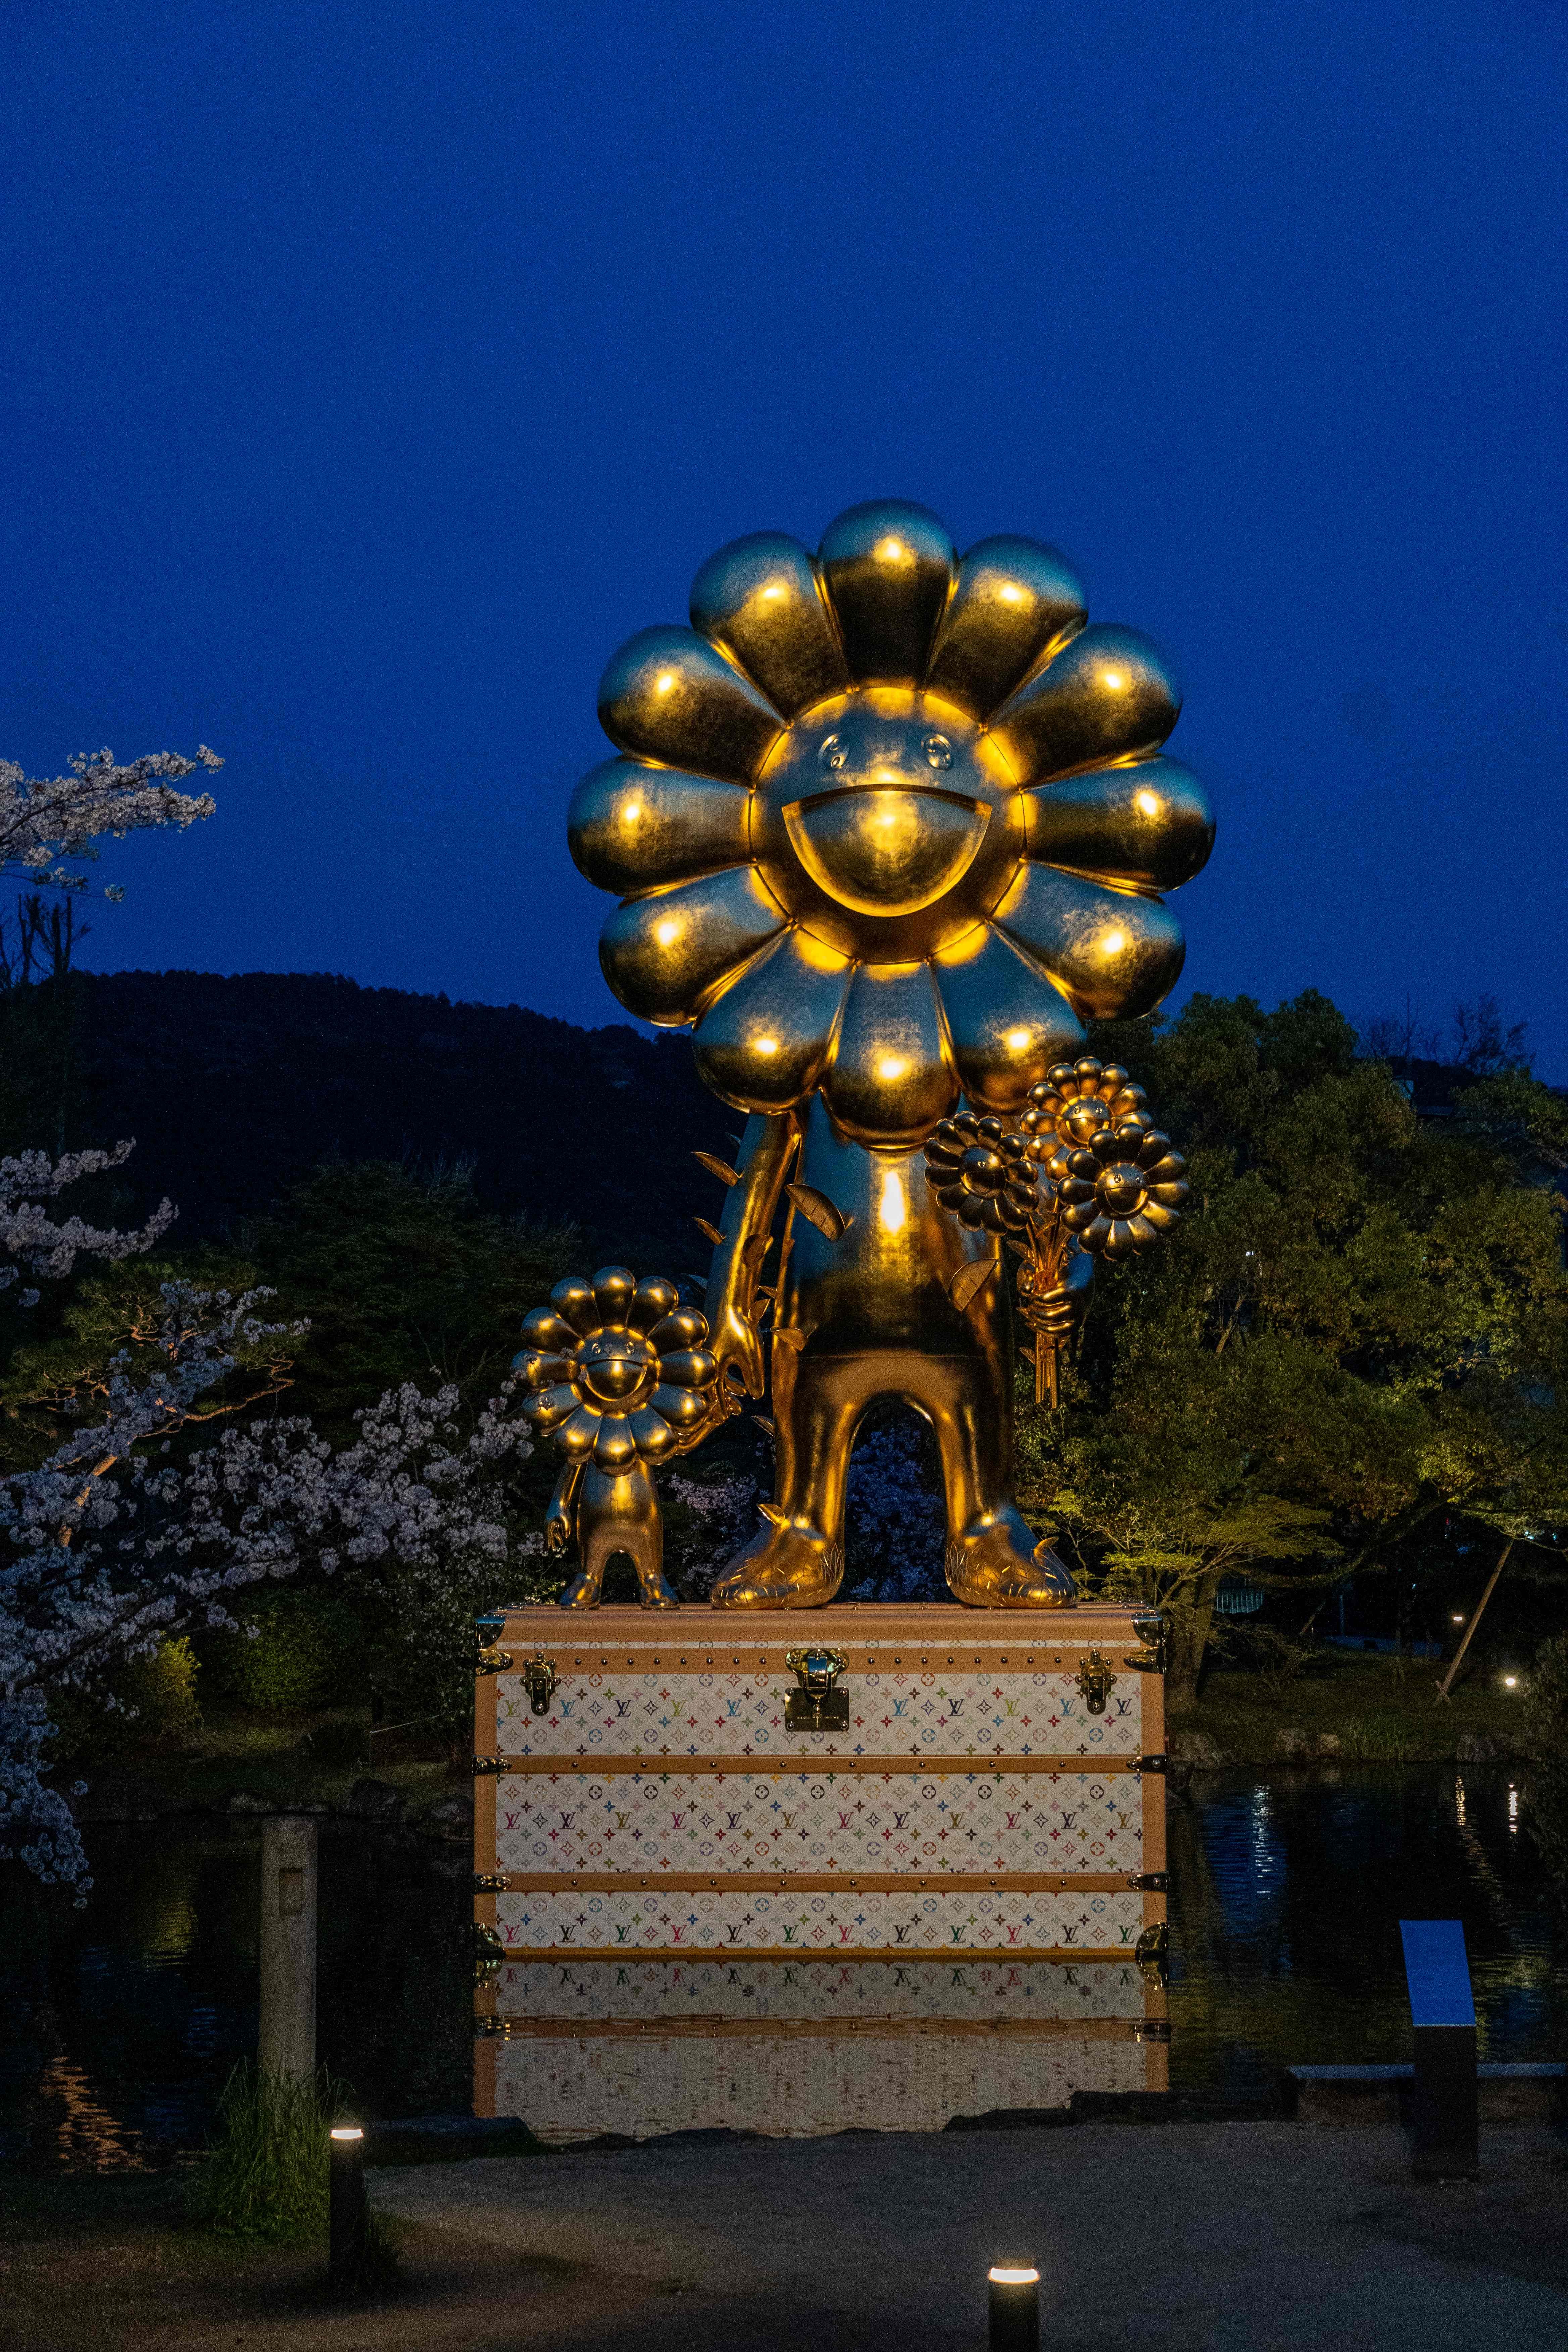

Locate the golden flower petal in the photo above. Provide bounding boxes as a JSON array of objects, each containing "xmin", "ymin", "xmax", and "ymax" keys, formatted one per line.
[
  {"xmin": 652, "ymin": 1382, "xmax": 710, "ymax": 1430},
  {"xmin": 818, "ymin": 500, "xmax": 956, "ymax": 684},
  {"xmin": 598, "ymin": 625, "xmax": 783, "ymax": 782},
  {"xmin": 995, "ymin": 867, "xmax": 1185, "ymax": 1021},
  {"xmin": 822, "ymin": 961, "xmax": 956, "ymax": 1145},
  {"xmin": 558, "ymin": 1403, "xmax": 603, "ymax": 1456},
  {"xmin": 692, "ymin": 927, "xmax": 850, "ymax": 1113},
  {"xmin": 519, "ymin": 1308, "xmax": 576, "ymax": 1352},
  {"xmin": 593, "ymin": 1415, "xmax": 637, "ymax": 1471},
  {"xmin": 932, "ymin": 924, "xmax": 1086, "ymax": 1114},
  {"xmin": 649, "ymin": 1309, "xmax": 708, "ymax": 1353},
  {"xmin": 690, "ymin": 532, "xmax": 850, "ymax": 719},
  {"xmin": 657, "ymin": 1347, "xmax": 717, "ymax": 1389},
  {"xmin": 598, "ymin": 867, "xmax": 787, "ymax": 1027},
  {"xmin": 990, "ymin": 625, "xmax": 1181, "ymax": 783},
  {"xmin": 592, "ymin": 1266, "xmax": 637, "ymax": 1325},
  {"xmin": 569, "ymin": 758, "xmax": 753, "ymax": 898},
  {"xmin": 1021, "ymin": 756, "xmax": 1214, "ymax": 893},
  {"xmin": 630, "ymin": 1406, "xmax": 677, "ymax": 1461},
  {"xmin": 522, "ymin": 1381, "xmax": 581, "ymax": 1430},
  {"xmin": 925, "ymin": 536, "xmax": 1087, "ymax": 721},
  {"xmin": 629, "ymin": 1276, "xmax": 681, "ymax": 1335},
  {"xmin": 550, "ymin": 1275, "xmax": 599, "ymax": 1335}
]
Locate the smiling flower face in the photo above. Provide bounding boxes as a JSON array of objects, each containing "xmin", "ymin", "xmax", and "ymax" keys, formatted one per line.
[
  {"xmin": 569, "ymin": 501, "xmax": 1214, "ymax": 1145},
  {"xmin": 515, "ymin": 1266, "xmax": 721, "ymax": 1472}
]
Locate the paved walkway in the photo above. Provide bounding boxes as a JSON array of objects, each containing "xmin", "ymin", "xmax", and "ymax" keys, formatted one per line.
[{"xmin": 374, "ymin": 2119, "xmax": 1568, "ymax": 2350}]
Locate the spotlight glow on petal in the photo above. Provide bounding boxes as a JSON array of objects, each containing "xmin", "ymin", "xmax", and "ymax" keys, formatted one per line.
[
  {"xmin": 877, "ymin": 1055, "xmax": 909, "ymax": 1081},
  {"xmin": 655, "ymin": 917, "xmax": 680, "ymax": 946},
  {"xmin": 879, "ymin": 1169, "xmax": 908, "ymax": 1233},
  {"xmin": 1134, "ymin": 790, "xmax": 1161, "ymax": 817},
  {"xmin": 1006, "ymin": 1028, "xmax": 1031, "ymax": 1051}
]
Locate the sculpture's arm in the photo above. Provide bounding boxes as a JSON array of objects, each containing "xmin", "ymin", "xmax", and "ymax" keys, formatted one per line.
[
  {"xmin": 704, "ymin": 1110, "xmax": 799, "ymax": 1400},
  {"xmin": 545, "ymin": 1455, "xmax": 584, "ymax": 1554}
]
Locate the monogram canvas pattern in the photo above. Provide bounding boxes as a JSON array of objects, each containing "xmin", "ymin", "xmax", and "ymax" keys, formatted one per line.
[
  {"xmin": 493, "ymin": 1884, "xmax": 1144, "ymax": 1955},
  {"xmin": 494, "ymin": 1768, "xmax": 1143, "ymax": 1876},
  {"xmin": 490, "ymin": 1957, "xmax": 1148, "ymax": 2021},
  {"xmin": 495, "ymin": 2027, "xmax": 1149, "ymax": 2141},
  {"xmin": 495, "ymin": 1663, "xmax": 1141, "ymax": 1761}
]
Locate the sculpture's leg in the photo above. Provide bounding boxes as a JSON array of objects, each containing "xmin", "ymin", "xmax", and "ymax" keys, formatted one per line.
[
  {"xmin": 567, "ymin": 1462, "xmax": 679, "ymax": 1610},
  {"xmin": 710, "ymin": 1345, "xmax": 859, "ymax": 1609},
  {"xmin": 911, "ymin": 1354, "xmax": 1076, "ymax": 1609}
]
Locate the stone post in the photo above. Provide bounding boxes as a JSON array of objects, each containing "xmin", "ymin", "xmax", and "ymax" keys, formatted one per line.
[{"xmin": 259, "ymin": 1813, "xmax": 317, "ymax": 2081}]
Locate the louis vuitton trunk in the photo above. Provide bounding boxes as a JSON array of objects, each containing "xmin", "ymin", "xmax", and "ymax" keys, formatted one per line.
[{"xmin": 472, "ymin": 1603, "xmax": 1168, "ymax": 1968}]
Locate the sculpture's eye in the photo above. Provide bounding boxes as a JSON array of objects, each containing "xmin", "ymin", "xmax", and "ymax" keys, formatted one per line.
[
  {"xmin": 922, "ymin": 733, "xmax": 953, "ymax": 771},
  {"xmin": 819, "ymin": 735, "xmax": 847, "ymax": 772}
]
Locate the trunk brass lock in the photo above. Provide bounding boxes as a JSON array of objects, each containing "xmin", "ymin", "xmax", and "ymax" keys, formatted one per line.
[
  {"xmin": 477, "ymin": 1645, "xmax": 514, "ymax": 1676},
  {"xmin": 784, "ymin": 1646, "xmax": 849, "ymax": 1734},
  {"xmin": 1075, "ymin": 1649, "xmax": 1118, "ymax": 1714},
  {"xmin": 522, "ymin": 1655, "xmax": 559, "ymax": 1716}
]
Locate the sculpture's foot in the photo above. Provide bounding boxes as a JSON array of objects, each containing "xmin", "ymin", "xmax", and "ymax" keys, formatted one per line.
[
  {"xmin": 558, "ymin": 1569, "xmax": 604, "ymax": 1608},
  {"xmin": 945, "ymin": 1511, "xmax": 1077, "ymax": 1608},
  {"xmin": 710, "ymin": 1516, "xmax": 844, "ymax": 1610},
  {"xmin": 637, "ymin": 1569, "xmax": 681, "ymax": 1609}
]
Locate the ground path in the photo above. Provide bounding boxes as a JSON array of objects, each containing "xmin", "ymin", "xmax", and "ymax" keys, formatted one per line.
[{"xmin": 4, "ymin": 2121, "xmax": 1565, "ymax": 2348}]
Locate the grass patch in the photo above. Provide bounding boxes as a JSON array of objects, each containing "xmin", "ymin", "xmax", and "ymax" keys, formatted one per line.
[
  {"xmin": 188, "ymin": 2063, "xmax": 348, "ymax": 2241},
  {"xmin": 1174, "ymin": 1648, "xmax": 1526, "ymax": 1765}
]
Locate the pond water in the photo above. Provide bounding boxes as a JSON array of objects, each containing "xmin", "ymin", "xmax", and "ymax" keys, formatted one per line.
[{"xmin": 3, "ymin": 1766, "xmax": 1563, "ymax": 2167}]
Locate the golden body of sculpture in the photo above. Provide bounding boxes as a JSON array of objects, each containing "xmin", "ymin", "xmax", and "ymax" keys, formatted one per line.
[{"xmin": 569, "ymin": 502, "xmax": 1214, "ymax": 1608}]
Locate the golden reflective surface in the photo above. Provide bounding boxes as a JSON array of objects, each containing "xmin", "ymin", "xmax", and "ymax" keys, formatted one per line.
[
  {"xmin": 516, "ymin": 1267, "xmax": 726, "ymax": 1608},
  {"xmin": 567, "ymin": 500, "xmax": 1215, "ymax": 1607}
]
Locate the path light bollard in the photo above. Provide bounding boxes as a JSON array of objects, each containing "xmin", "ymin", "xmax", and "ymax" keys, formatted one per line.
[
  {"xmin": 1400, "ymin": 1919, "xmax": 1479, "ymax": 2180},
  {"xmin": 329, "ymin": 2124, "xmax": 370, "ymax": 2290},
  {"xmin": 988, "ymin": 2265, "xmax": 1040, "ymax": 2352},
  {"xmin": 258, "ymin": 1814, "xmax": 317, "ymax": 2081}
]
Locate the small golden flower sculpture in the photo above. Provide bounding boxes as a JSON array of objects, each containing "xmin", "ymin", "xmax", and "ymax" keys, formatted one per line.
[
  {"xmin": 516, "ymin": 1266, "xmax": 723, "ymax": 1470},
  {"xmin": 569, "ymin": 501, "xmax": 1213, "ymax": 1146},
  {"xmin": 927, "ymin": 1057, "xmax": 1191, "ymax": 1402},
  {"xmin": 923, "ymin": 1113, "xmax": 1040, "ymax": 1234},
  {"xmin": 1052, "ymin": 1121, "xmax": 1189, "ymax": 1263}
]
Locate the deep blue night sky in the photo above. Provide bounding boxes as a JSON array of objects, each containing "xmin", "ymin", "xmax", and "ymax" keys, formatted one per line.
[{"xmin": 3, "ymin": 2, "xmax": 1564, "ymax": 1067}]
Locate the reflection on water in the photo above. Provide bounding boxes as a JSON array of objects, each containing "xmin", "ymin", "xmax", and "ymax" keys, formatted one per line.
[
  {"xmin": 1167, "ymin": 1767, "xmax": 1568, "ymax": 2086},
  {"xmin": 0, "ymin": 1823, "xmax": 472, "ymax": 2170},
  {"xmin": 482, "ymin": 1959, "xmax": 1162, "ymax": 2140},
  {"xmin": 3, "ymin": 1768, "xmax": 1564, "ymax": 2167}
]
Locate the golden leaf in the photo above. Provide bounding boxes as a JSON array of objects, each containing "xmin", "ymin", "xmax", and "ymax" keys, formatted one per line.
[
  {"xmin": 948, "ymin": 1257, "xmax": 997, "ymax": 1312},
  {"xmin": 693, "ymin": 1149, "xmax": 742, "ymax": 1187},
  {"xmin": 694, "ymin": 1217, "xmax": 724, "ymax": 1246},
  {"xmin": 785, "ymin": 1182, "xmax": 850, "ymax": 1242}
]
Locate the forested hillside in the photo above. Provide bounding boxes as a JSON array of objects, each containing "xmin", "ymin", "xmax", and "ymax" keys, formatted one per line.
[{"xmin": 69, "ymin": 970, "xmax": 735, "ymax": 1263}]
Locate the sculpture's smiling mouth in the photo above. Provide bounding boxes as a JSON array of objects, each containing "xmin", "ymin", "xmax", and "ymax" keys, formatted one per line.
[{"xmin": 783, "ymin": 784, "xmax": 992, "ymax": 916}]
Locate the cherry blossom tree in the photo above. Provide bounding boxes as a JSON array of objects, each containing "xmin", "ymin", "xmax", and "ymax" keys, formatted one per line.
[{"xmin": 0, "ymin": 745, "xmax": 221, "ymax": 897}]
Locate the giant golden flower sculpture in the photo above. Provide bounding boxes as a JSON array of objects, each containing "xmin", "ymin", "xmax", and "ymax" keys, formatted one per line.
[{"xmin": 569, "ymin": 501, "xmax": 1215, "ymax": 1146}]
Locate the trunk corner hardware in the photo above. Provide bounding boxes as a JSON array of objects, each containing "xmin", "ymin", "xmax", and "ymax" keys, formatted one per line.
[
  {"xmin": 1133, "ymin": 1920, "xmax": 1170, "ymax": 1989},
  {"xmin": 1124, "ymin": 1611, "xmax": 1169, "ymax": 1674}
]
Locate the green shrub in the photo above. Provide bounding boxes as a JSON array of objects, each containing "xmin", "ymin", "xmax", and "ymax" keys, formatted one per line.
[
  {"xmin": 46, "ymin": 1634, "xmax": 203, "ymax": 1761},
  {"xmin": 204, "ymin": 1587, "xmax": 363, "ymax": 1714},
  {"xmin": 190, "ymin": 2062, "xmax": 343, "ymax": 2241},
  {"xmin": 190, "ymin": 2062, "xmax": 402, "ymax": 2289}
]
